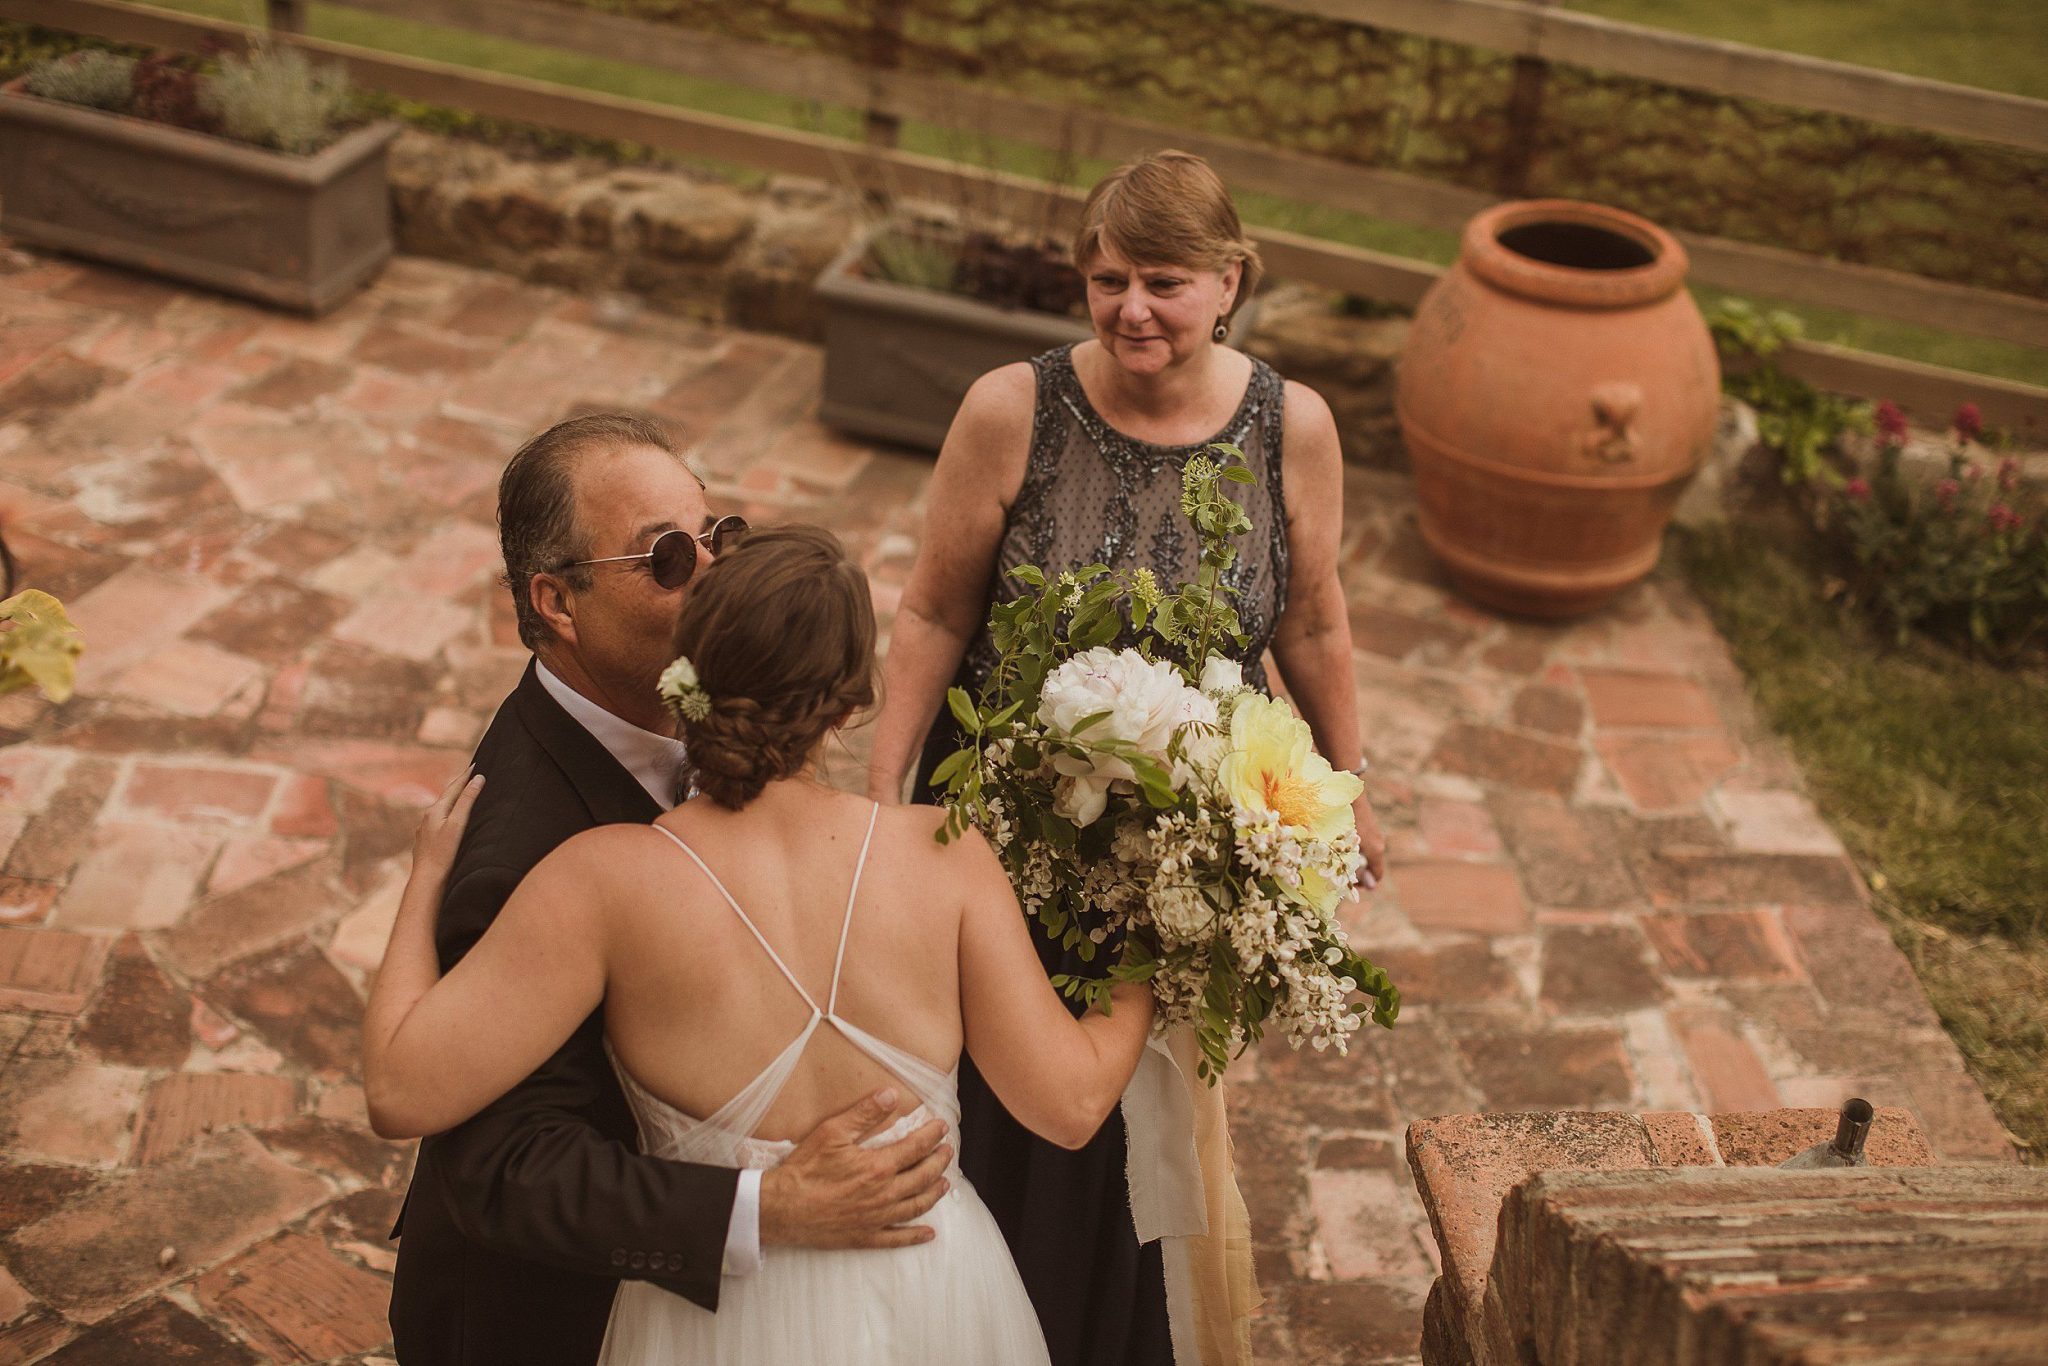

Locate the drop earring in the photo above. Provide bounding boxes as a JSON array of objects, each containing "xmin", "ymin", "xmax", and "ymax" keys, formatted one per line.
[{"xmin": 1212, "ymin": 318, "xmax": 1229, "ymax": 343}]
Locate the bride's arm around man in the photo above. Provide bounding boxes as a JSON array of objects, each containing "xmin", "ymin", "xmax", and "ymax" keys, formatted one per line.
[
  {"xmin": 366, "ymin": 516, "xmax": 1156, "ymax": 1365},
  {"xmin": 374, "ymin": 415, "xmax": 953, "ymax": 1366}
]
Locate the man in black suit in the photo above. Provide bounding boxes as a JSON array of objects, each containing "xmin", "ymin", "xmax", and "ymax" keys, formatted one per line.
[{"xmin": 388, "ymin": 413, "xmax": 950, "ymax": 1365}]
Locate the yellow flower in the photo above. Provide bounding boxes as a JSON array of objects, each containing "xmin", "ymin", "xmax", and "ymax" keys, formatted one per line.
[
  {"xmin": 0, "ymin": 590, "xmax": 84, "ymax": 704},
  {"xmin": 1217, "ymin": 693, "xmax": 1362, "ymax": 843},
  {"xmin": 1295, "ymin": 866, "xmax": 1344, "ymax": 917}
]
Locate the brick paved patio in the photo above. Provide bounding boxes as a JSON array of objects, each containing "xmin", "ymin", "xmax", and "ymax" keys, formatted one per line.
[{"xmin": 0, "ymin": 244, "xmax": 2013, "ymax": 1364}]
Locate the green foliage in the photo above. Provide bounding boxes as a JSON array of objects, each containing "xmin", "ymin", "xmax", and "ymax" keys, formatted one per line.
[
  {"xmin": 1559, "ymin": 0, "xmax": 2047, "ymax": 101},
  {"xmin": 931, "ymin": 446, "xmax": 1397, "ymax": 1076},
  {"xmin": 1706, "ymin": 295, "xmax": 1799, "ymax": 362},
  {"xmin": 865, "ymin": 229, "xmax": 958, "ymax": 294},
  {"xmin": 1708, "ymin": 299, "xmax": 1871, "ymax": 488},
  {"xmin": 23, "ymin": 50, "xmax": 135, "ymax": 110},
  {"xmin": 950, "ymin": 446, "xmax": 1254, "ymax": 786},
  {"xmin": 1681, "ymin": 524, "xmax": 2047, "ymax": 938},
  {"xmin": 1828, "ymin": 432, "xmax": 2048, "ymax": 659},
  {"xmin": 352, "ymin": 90, "xmax": 677, "ymax": 165},
  {"xmin": 1710, "ymin": 301, "xmax": 2044, "ymax": 662},
  {"xmin": 0, "ymin": 590, "xmax": 84, "ymax": 703},
  {"xmin": 0, "ymin": 23, "xmax": 145, "ymax": 80},
  {"xmin": 201, "ymin": 42, "xmax": 352, "ymax": 154},
  {"xmin": 2, "ymin": 24, "xmax": 355, "ymax": 154}
]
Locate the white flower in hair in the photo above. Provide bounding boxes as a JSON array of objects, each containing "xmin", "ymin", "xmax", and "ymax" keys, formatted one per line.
[{"xmin": 658, "ymin": 655, "xmax": 711, "ymax": 721}]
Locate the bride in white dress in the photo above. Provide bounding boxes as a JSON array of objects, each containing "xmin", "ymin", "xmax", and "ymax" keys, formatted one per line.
[{"xmin": 363, "ymin": 524, "xmax": 1154, "ymax": 1366}]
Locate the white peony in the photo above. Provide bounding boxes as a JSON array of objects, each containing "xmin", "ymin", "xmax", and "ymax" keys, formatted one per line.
[{"xmin": 1039, "ymin": 648, "xmax": 1214, "ymax": 826}]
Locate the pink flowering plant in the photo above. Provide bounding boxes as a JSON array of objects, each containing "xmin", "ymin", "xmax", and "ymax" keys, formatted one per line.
[{"xmin": 1832, "ymin": 403, "xmax": 2048, "ymax": 657}]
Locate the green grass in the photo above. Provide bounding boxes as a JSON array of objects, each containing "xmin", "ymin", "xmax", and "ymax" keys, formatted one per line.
[
  {"xmin": 149, "ymin": 0, "xmax": 858, "ymax": 141},
  {"xmin": 1680, "ymin": 522, "xmax": 2048, "ymax": 1159},
  {"xmin": 1560, "ymin": 0, "xmax": 2048, "ymax": 100},
  {"xmin": 104, "ymin": 0, "xmax": 2048, "ymax": 386}
]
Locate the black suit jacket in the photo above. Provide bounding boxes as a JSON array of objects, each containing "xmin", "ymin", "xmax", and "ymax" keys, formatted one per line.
[{"xmin": 388, "ymin": 662, "xmax": 739, "ymax": 1366}]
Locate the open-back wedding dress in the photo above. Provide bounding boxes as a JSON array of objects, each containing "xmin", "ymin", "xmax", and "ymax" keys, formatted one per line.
[{"xmin": 596, "ymin": 804, "xmax": 1052, "ymax": 1366}]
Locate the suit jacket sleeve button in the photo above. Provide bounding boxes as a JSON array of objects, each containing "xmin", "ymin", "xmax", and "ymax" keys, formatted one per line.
[
  {"xmin": 610, "ymin": 1250, "xmax": 627, "ymax": 1267},
  {"xmin": 629, "ymin": 1252, "xmax": 646, "ymax": 1270}
]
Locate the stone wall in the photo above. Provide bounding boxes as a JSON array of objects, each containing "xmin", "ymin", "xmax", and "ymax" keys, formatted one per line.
[
  {"xmin": 1492, "ymin": 1165, "xmax": 2048, "ymax": 1366},
  {"xmin": 386, "ymin": 131, "xmax": 853, "ymax": 340},
  {"xmin": 1402, "ymin": 1106, "xmax": 1999, "ymax": 1366}
]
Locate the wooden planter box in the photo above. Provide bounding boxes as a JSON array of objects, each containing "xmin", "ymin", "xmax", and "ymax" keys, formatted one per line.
[
  {"xmin": 817, "ymin": 233, "xmax": 1263, "ymax": 451},
  {"xmin": 815, "ymin": 232, "xmax": 1091, "ymax": 451},
  {"xmin": 0, "ymin": 81, "xmax": 398, "ymax": 315}
]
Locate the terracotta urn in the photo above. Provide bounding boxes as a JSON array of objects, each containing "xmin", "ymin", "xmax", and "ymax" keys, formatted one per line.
[{"xmin": 1396, "ymin": 199, "xmax": 1720, "ymax": 617}]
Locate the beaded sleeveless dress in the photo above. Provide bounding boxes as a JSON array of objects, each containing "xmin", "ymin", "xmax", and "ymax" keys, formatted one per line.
[
  {"xmin": 915, "ymin": 343, "xmax": 1289, "ymax": 1366},
  {"xmin": 597, "ymin": 806, "xmax": 1050, "ymax": 1366}
]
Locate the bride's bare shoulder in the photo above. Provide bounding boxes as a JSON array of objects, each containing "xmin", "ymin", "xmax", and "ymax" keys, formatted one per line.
[
  {"xmin": 536, "ymin": 822, "xmax": 689, "ymax": 889},
  {"xmin": 876, "ymin": 804, "xmax": 1005, "ymax": 878},
  {"xmin": 874, "ymin": 801, "xmax": 946, "ymax": 852}
]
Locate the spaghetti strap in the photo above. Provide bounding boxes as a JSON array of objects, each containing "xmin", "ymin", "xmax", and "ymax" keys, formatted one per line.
[
  {"xmin": 649, "ymin": 823, "xmax": 819, "ymax": 1014},
  {"xmin": 633, "ymin": 807, "xmax": 958, "ymax": 1150},
  {"xmin": 825, "ymin": 803, "xmax": 881, "ymax": 1017}
]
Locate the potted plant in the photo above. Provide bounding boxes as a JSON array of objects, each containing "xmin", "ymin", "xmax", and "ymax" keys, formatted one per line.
[
  {"xmin": 0, "ymin": 43, "xmax": 398, "ymax": 314},
  {"xmin": 815, "ymin": 219, "xmax": 1259, "ymax": 452}
]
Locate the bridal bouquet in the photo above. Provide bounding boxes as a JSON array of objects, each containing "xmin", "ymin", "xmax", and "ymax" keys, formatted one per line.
[{"xmin": 931, "ymin": 446, "xmax": 1398, "ymax": 1080}]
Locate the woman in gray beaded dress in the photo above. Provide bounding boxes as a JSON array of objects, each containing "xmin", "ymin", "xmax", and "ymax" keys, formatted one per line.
[{"xmin": 866, "ymin": 150, "xmax": 1385, "ymax": 1366}]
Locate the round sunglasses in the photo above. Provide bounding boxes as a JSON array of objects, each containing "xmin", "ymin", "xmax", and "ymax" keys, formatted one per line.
[{"xmin": 564, "ymin": 515, "xmax": 750, "ymax": 590}]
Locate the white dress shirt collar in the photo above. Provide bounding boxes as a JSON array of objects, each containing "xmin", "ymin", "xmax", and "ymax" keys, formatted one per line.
[{"xmin": 533, "ymin": 659, "xmax": 688, "ymax": 809}]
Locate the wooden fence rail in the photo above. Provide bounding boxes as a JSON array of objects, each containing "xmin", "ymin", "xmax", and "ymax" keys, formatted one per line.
[
  {"xmin": 1267, "ymin": 0, "xmax": 2048, "ymax": 155},
  {"xmin": 311, "ymin": 0, "xmax": 2048, "ymax": 351},
  {"xmin": 3, "ymin": 0, "xmax": 2045, "ymax": 428}
]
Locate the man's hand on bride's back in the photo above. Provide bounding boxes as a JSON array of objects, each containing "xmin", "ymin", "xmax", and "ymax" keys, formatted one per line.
[{"xmin": 759, "ymin": 1088, "xmax": 950, "ymax": 1249}]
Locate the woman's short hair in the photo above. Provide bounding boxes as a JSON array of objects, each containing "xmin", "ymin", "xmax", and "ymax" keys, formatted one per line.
[
  {"xmin": 1070, "ymin": 149, "xmax": 1264, "ymax": 317},
  {"xmin": 668, "ymin": 524, "xmax": 876, "ymax": 808}
]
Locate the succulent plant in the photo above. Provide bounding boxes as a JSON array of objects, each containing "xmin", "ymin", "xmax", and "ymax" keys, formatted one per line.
[{"xmin": 128, "ymin": 50, "xmax": 213, "ymax": 133}]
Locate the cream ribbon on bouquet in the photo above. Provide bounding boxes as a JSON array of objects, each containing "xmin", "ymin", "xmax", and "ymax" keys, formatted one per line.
[{"xmin": 1123, "ymin": 1024, "xmax": 1260, "ymax": 1366}]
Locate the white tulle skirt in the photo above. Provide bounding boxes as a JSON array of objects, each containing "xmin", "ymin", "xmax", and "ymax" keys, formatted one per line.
[{"xmin": 596, "ymin": 1175, "xmax": 1050, "ymax": 1366}]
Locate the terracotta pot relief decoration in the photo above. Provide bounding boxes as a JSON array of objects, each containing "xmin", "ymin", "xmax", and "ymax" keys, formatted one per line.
[{"xmin": 1396, "ymin": 199, "xmax": 1721, "ymax": 617}]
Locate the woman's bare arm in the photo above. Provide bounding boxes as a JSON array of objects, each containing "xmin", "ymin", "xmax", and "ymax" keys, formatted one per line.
[
  {"xmin": 867, "ymin": 365, "xmax": 1036, "ymax": 802},
  {"xmin": 362, "ymin": 776, "xmax": 611, "ymax": 1139},
  {"xmin": 952, "ymin": 827, "xmax": 1154, "ymax": 1149},
  {"xmin": 1266, "ymin": 382, "xmax": 1386, "ymax": 881}
]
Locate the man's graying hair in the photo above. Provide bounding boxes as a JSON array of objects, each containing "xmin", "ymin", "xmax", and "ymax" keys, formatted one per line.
[{"xmin": 497, "ymin": 413, "xmax": 684, "ymax": 652}]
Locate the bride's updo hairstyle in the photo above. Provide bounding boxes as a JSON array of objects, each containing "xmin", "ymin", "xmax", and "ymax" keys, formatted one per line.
[
  {"xmin": 668, "ymin": 524, "xmax": 876, "ymax": 809},
  {"xmin": 1071, "ymin": 149, "xmax": 1263, "ymax": 324}
]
